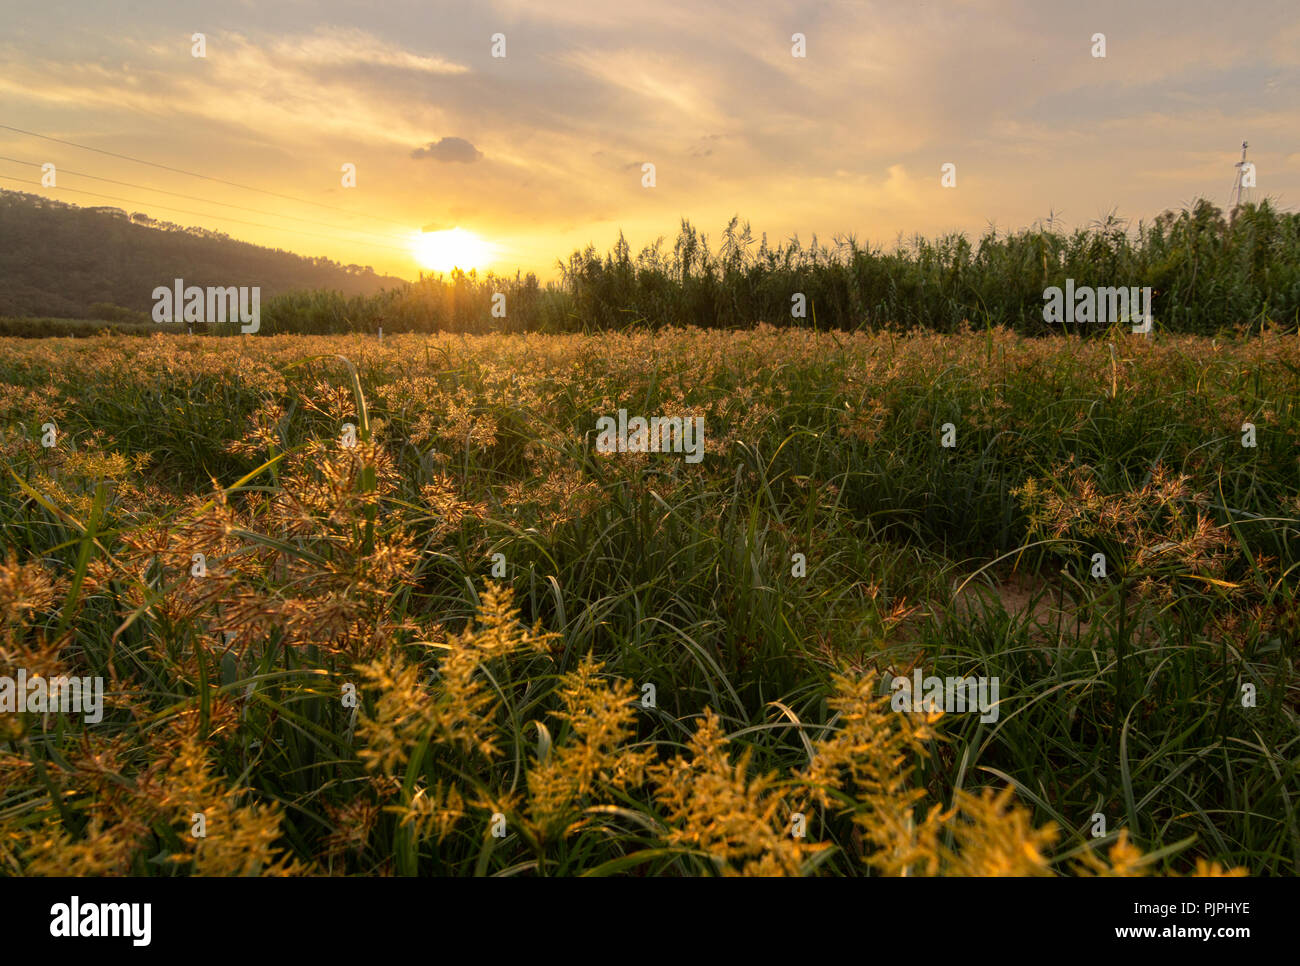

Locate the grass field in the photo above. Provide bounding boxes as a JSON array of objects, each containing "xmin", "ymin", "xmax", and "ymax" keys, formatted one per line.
[{"xmin": 1, "ymin": 325, "xmax": 1297, "ymax": 876}]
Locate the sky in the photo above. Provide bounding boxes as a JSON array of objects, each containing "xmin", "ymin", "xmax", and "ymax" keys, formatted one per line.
[{"xmin": 1, "ymin": 0, "xmax": 1297, "ymax": 280}]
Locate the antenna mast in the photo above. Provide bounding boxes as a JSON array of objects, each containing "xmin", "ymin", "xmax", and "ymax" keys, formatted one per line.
[{"xmin": 1230, "ymin": 141, "xmax": 1250, "ymax": 217}]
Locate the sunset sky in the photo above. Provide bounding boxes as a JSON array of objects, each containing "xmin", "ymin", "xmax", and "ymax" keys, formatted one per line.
[{"xmin": 1, "ymin": 0, "xmax": 1296, "ymax": 280}]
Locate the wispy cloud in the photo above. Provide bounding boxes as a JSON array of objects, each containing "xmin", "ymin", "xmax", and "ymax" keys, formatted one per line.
[{"xmin": 270, "ymin": 26, "xmax": 469, "ymax": 73}]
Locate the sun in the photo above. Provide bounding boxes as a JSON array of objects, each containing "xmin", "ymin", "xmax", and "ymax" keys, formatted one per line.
[{"xmin": 413, "ymin": 227, "xmax": 493, "ymax": 272}]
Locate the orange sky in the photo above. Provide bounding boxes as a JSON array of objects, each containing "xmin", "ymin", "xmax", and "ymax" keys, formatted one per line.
[{"xmin": 1, "ymin": 0, "xmax": 1296, "ymax": 280}]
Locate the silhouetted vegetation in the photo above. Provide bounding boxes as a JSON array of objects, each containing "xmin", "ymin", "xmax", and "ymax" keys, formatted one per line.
[
  {"xmin": 4, "ymin": 191, "xmax": 1297, "ymax": 336},
  {"xmin": 261, "ymin": 200, "xmax": 1299, "ymax": 336}
]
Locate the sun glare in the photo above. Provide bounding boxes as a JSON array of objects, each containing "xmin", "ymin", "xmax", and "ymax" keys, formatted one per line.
[{"xmin": 413, "ymin": 227, "xmax": 492, "ymax": 273}]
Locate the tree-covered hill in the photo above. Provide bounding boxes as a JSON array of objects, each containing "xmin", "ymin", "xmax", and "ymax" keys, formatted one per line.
[{"xmin": 0, "ymin": 189, "xmax": 407, "ymax": 319}]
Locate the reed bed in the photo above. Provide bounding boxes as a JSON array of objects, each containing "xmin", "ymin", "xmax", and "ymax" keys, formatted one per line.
[{"xmin": 253, "ymin": 201, "xmax": 1300, "ymax": 337}]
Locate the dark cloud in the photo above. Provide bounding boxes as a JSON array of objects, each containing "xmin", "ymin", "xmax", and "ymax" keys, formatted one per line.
[
  {"xmin": 411, "ymin": 137, "xmax": 483, "ymax": 163},
  {"xmin": 689, "ymin": 133, "xmax": 724, "ymax": 158}
]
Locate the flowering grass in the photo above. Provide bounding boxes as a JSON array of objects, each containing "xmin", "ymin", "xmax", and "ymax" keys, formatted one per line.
[{"xmin": 0, "ymin": 324, "xmax": 1295, "ymax": 875}]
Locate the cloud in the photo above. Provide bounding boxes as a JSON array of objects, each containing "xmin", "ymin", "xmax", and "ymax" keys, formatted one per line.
[
  {"xmin": 689, "ymin": 134, "xmax": 724, "ymax": 158},
  {"xmin": 271, "ymin": 26, "xmax": 468, "ymax": 74},
  {"xmin": 411, "ymin": 137, "xmax": 484, "ymax": 163}
]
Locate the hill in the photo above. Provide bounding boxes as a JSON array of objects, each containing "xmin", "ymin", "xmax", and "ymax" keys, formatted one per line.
[{"xmin": 0, "ymin": 189, "xmax": 408, "ymax": 319}]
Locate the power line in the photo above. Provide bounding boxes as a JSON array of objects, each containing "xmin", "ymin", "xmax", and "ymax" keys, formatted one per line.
[
  {"xmin": 0, "ymin": 123, "xmax": 415, "ymax": 229},
  {"xmin": 0, "ymin": 154, "xmax": 410, "ymax": 245},
  {"xmin": 0, "ymin": 174, "xmax": 416, "ymax": 257}
]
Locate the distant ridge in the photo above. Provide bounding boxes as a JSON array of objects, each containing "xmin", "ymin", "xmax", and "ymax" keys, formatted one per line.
[{"xmin": 0, "ymin": 189, "xmax": 408, "ymax": 319}]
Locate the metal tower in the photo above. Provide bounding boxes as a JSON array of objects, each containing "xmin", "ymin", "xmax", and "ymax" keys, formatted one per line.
[{"xmin": 1230, "ymin": 141, "xmax": 1251, "ymax": 217}]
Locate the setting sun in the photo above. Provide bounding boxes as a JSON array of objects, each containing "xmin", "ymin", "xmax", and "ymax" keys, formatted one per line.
[{"xmin": 413, "ymin": 227, "xmax": 492, "ymax": 273}]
